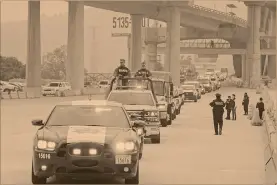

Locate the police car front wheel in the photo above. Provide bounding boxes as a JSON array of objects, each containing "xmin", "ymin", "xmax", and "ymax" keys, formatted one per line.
[
  {"xmin": 32, "ymin": 162, "xmax": 47, "ymax": 184},
  {"xmin": 125, "ymin": 163, "xmax": 139, "ymax": 184}
]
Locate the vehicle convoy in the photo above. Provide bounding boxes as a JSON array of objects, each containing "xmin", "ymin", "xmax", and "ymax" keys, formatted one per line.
[
  {"xmin": 42, "ymin": 82, "xmax": 71, "ymax": 96},
  {"xmin": 150, "ymin": 71, "xmax": 175, "ymax": 127},
  {"xmin": 182, "ymin": 81, "xmax": 202, "ymax": 99},
  {"xmin": 210, "ymin": 76, "xmax": 221, "ymax": 89},
  {"xmin": 181, "ymin": 85, "xmax": 198, "ymax": 102},
  {"xmin": 31, "ymin": 100, "xmax": 144, "ymax": 184},
  {"xmin": 0, "ymin": 81, "xmax": 16, "ymax": 93},
  {"xmin": 98, "ymin": 80, "xmax": 110, "ymax": 88},
  {"xmin": 106, "ymin": 77, "xmax": 161, "ymax": 144},
  {"xmin": 197, "ymin": 78, "xmax": 212, "ymax": 93},
  {"xmin": 172, "ymin": 86, "xmax": 183, "ymax": 115}
]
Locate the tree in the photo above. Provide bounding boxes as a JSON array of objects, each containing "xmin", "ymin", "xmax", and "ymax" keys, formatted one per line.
[
  {"xmin": 41, "ymin": 45, "xmax": 88, "ymax": 80},
  {"xmin": 0, "ymin": 56, "xmax": 26, "ymax": 81},
  {"xmin": 41, "ymin": 45, "xmax": 67, "ymax": 80}
]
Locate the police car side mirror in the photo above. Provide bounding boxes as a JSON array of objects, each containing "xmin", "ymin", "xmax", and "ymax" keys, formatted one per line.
[{"xmin": 32, "ymin": 119, "xmax": 44, "ymax": 126}]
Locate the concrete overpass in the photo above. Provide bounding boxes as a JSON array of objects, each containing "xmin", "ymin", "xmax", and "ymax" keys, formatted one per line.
[
  {"xmin": 25, "ymin": 0, "xmax": 276, "ymax": 96},
  {"xmin": 143, "ymin": 1, "xmax": 276, "ymax": 86}
]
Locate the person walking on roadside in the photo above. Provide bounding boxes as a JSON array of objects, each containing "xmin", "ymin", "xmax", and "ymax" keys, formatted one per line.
[
  {"xmin": 256, "ymin": 97, "xmax": 265, "ymax": 120},
  {"xmin": 231, "ymin": 94, "xmax": 236, "ymax": 120},
  {"xmin": 242, "ymin": 93, "xmax": 249, "ymax": 115},
  {"xmin": 209, "ymin": 93, "xmax": 225, "ymax": 135},
  {"xmin": 225, "ymin": 96, "xmax": 232, "ymax": 120}
]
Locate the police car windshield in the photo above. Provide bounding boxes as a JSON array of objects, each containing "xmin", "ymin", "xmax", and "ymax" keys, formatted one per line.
[
  {"xmin": 152, "ymin": 81, "xmax": 164, "ymax": 96},
  {"xmin": 198, "ymin": 79, "xmax": 209, "ymax": 84},
  {"xmin": 181, "ymin": 85, "xmax": 195, "ymax": 90},
  {"xmin": 48, "ymin": 83, "xmax": 59, "ymax": 87},
  {"xmin": 108, "ymin": 92, "xmax": 155, "ymax": 106},
  {"xmin": 46, "ymin": 105, "xmax": 130, "ymax": 128}
]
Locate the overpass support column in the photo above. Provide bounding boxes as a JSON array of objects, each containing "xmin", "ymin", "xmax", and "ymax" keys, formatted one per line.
[
  {"xmin": 241, "ymin": 55, "xmax": 247, "ymax": 81},
  {"xmin": 26, "ymin": 1, "xmax": 41, "ymax": 98},
  {"xmin": 146, "ymin": 42, "xmax": 158, "ymax": 71},
  {"xmin": 268, "ymin": 11, "xmax": 276, "ymax": 79},
  {"xmin": 130, "ymin": 14, "xmax": 142, "ymax": 72},
  {"xmin": 245, "ymin": 3, "xmax": 262, "ymax": 88},
  {"xmin": 67, "ymin": 1, "xmax": 84, "ymax": 94},
  {"xmin": 165, "ymin": 20, "xmax": 171, "ymax": 72},
  {"xmin": 168, "ymin": 7, "xmax": 180, "ymax": 86}
]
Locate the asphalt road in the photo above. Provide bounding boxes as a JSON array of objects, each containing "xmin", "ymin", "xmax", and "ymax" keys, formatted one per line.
[{"xmin": 1, "ymin": 88, "xmax": 265, "ymax": 184}]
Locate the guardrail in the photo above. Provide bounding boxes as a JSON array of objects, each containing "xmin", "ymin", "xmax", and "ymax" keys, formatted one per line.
[
  {"xmin": 261, "ymin": 87, "xmax": 277, "ymax": 185},
  {"xmin": 0, "ymin": 87, "xmax": 107, "ymax": 100},
  {"xmin": 189, "ymin": 4, "xmax": 247, "ymax": 27}
]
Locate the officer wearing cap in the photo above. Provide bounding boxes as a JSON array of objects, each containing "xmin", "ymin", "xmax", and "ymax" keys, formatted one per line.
[
  {"xmin": 209, "ymin": 93, "xmax": 225, "ymax": 135},
  {"xmin": 113, "ymin": 59, "xmax": 131, "ymax": 78},
  {"xmin": 135, "ymin": 62, "xmax": 152, "ymax": 78}
]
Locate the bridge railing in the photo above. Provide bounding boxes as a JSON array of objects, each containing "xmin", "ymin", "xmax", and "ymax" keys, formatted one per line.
[
  {"xmin": 180, "ymin": 39, "xmax": 231, "ymax": 48},
  {"xmin": 261, "ymin": 88, "xmax": 277, "ymax": 185},
  {"xmin": 190, "ymin": 4, "xmax": 247, "ymax": 26}
]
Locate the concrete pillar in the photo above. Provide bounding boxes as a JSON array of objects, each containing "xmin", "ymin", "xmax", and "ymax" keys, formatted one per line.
[
  {"xmin": 26, "ymin": 1, "xmax": 41, "ymax": 98},
  {"xmin": 130, "ymin": 14, "xmax": 142, "ymax": 72},
  {"xmin": 267, "ymin": 11, "xmax": 276, "ymax": 79},
  {"xmin": 261, "ymin": 7, "xmax": 269, "ymax": 33},
  {"xmin": 241, "ymin": 55, "xmax": 247, "ymax": 81},
  {"xmin": 168, "ymin": 7, "xmax": 180, "ymax": 86},
  {"xmin": 146, "ymin": 42, "xmax": 157, "ymax": 71},
  {"xmin": 67, "ymin": 1, "xmax": 84, "ymax": 94},
  {"xmin": 165, "ymin": 19, "xmax": 172, "ymax": 72},
  {"xmin": 245, "ymin": 4, "xmax": 262, "ymax": 87}
]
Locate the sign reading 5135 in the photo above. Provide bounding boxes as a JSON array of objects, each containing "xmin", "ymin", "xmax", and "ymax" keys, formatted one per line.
[
  {"xmin": 113, "ymin": 17, "xmax": 131, "ymax": 28},
  {"xmin": 112, "ymin": 17, "xmax": 149, "ymax": 28}
]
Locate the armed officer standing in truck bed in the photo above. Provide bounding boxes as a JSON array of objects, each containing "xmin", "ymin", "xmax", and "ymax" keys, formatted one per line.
[
  {"xmin": 135, "ymin": 62, "xmax": 152, "ymax": 78},
  {"xmin": 209, "ymin": 93, "xmax": 225, "ymax": 135}
]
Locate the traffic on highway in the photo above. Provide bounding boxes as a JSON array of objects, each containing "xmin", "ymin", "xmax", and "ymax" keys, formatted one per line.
[{"xmin": 30, "ymin": 69, "xmax": 224, "ymax": 184}]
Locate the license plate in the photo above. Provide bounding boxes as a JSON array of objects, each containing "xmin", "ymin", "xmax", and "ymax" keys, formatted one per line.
[{"xmin": 115, "ymin": 155, "xmax": 131, "ymax": 164}]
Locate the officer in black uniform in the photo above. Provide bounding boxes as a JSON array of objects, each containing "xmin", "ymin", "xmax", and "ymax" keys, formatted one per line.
[
  {"xmin": 209, "ymin": 93, "xmax": 225, "ymax": 135},
  {"xmin": 135, "ymin": 62, "xmax": 152, "ymax": 78},
  {"xmin": 113, "ymin": 59, "xmax": 131, "ymax": 86},
  {"xmin": 113, "ymin": 59, "xmax": 131, "ymax": 78}
]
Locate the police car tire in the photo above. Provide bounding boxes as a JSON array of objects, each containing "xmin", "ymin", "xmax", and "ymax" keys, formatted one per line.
[
  {"xmin": 125, "ymin": 163, "xmax": 139, "ymax": 184},
  {"xmin": 151, "ymin": 135, "xmax": 161, "ymax": 144},
  {"xmin": 161, "ymin": 119, "xmax": 168, "ymax": 127},
  {"xmin": 32, "ymin": 162, "xmax": 47, "ymax": 184},
  {"xmin": 194, "ymin": 99, "xmax": 197, "ymax": 102}
]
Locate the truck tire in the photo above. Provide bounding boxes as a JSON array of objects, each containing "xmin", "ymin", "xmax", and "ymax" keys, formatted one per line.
[{"xmin": 160, "ymin": 119, "xmax": 168, "ymax": 127}]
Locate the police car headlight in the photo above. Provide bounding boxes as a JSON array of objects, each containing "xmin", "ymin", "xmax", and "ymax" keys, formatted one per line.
[
  {"xmin": 115, "ymin": 142, "xmax": 135, "ymax": 152},
  {"xmin": 72, "ymin": 148, "xmax": 81, "ymax": 155},
  {"xmin": 37, "ymin": 140, "xmax": 56, "ymax": 151},
  {"xmin": 148, "ymin": 111, "xmax": 159, "ymax": 116}
]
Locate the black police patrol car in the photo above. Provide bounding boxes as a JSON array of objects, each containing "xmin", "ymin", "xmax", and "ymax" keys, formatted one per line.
[{"xmin": 31, "ymin": 100, "xmax": 145, "ymax": 184}]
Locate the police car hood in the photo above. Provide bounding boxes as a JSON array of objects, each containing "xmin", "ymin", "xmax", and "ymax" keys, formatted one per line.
[
  {"xmin": 183, "ymin": 89, "xmax": 194, "ymax": 92},
  {"xmin": 40, "ymin": 126, "xmax": 134, "ymax": 144},
  {"xmin": 124, "ymin": 104, "xmax": 157, "ymax": 111}
]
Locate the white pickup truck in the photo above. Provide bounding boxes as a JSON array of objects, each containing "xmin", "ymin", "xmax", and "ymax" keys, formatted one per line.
[{"xmin": 42, "ymin": 82, "xmax": 71, "ymax": 96}]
